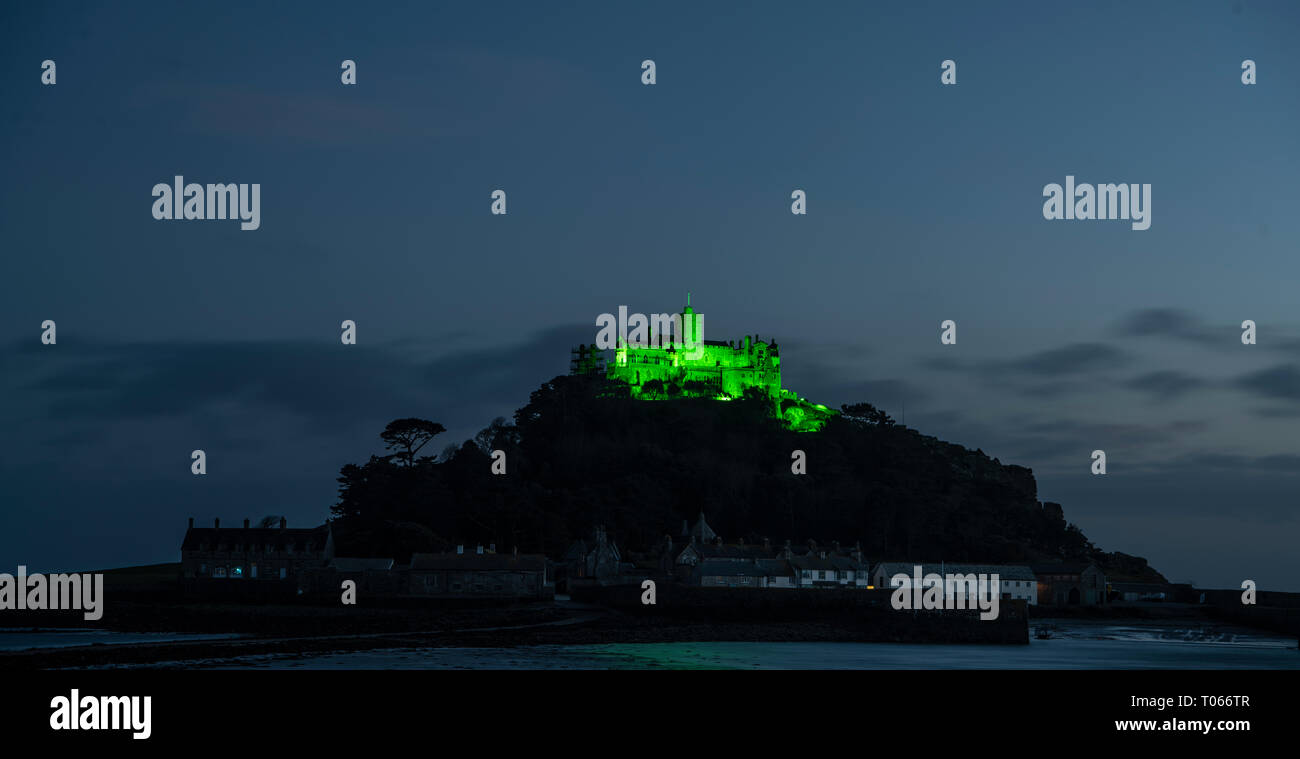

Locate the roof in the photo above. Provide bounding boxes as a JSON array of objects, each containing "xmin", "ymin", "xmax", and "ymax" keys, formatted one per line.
[
  {"xmin": 688, "ymin": 512, "xmax": 717, "ymax": 543},
  {"xmin": 182, "ymin": 524, "xmax": 330, "ymax": 553},
  {"xmin": 408, "ymin": 552, "xmax": 546, "ymax": 573},
  {"xmin": 790, "ymin": 555, "xmax": 839, "ymax": 572},
  {"xmin": 873, "ymin": 562, "xmax": 1037, "ymax": 581},
  {"xmin": 329, "ymin": 557, "xmax": 394, "ymax": 571},
  {"xmin": 562, "ymin": 540, "xmax": 590, "ymax": 561},
  {"xmin": 695, "ymin": 559, "xmax": 793, "ymax": 578},
  {"xmin": 1030, "ymin": 563, "xmax": 1098, "ymax": 576},
  {"xmin": 827, "ymin": 555, "xmax": 868, "ymax": 571},
  {"xmin": 690, "ymin": 544, "xmax": 773, "ymax": 561}
]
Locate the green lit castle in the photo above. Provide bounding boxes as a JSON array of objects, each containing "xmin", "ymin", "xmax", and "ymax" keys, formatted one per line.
[{"xmin": 571, "ymin": 297, "xmax": 836, "ymax": 432}]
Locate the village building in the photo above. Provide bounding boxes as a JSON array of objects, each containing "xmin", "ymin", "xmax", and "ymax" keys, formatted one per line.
[
  {"xmin": 692, "ymin": 558, "xmax": 796, "ymax": 588},
  {"xmin": 305, "ymin": 557, "xmax": 402, "ymax": 596},
  {"xmin": 1031, "ymin": 563, "xmax": 1107, "ymax": 606},
  {"xmin": 180, "ymin": 517, "xmax": 333, "ymax": 586},
  {"xmin": 559, "ymin": 525, "xmax": 627, "ymax": 590},
  {"xmin": 664, "ymin": 514, "xmax": 870, "ymax": 589},
  {"xmin": 871, "ymin": 562, "xmax": 1039, "ymax": 604},
  {"xmin": 783, "ymin": 541, "xmax": 871, "ymax": 589},
  {"xmin": 407, "ymin": 546, "xmax": 551, "ymax": 600}
]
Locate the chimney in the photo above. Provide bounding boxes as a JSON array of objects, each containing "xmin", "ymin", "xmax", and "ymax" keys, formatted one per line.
[
  {"xmin": 214, "ymin": 518, "xmax": 220, "ymax": 528},
  {"xmin": 244, "ymin": 518, "xmax": 250, "ymax": 529},
  {"xmin": 188, "ymin": 517, "xmax": 194, "ymax": 529},
  {"xmin": 476, "ymin": 544, "xmax": 484, "ymax": 554},
  {"xmin": 456, "ymin": 545, "xmax": 464, "ymax": 554},
  {"xmin": 279, "ymin": 517, "xmax": 287, "ymax": 530}
]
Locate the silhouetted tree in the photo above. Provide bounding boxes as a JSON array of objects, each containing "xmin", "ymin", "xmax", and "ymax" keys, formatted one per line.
[{"xmin": 380, "ymin": 418, "xmax": 445, "ymax": 467}]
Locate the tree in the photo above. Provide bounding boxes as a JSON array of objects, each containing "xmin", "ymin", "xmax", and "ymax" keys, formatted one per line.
[
  {"xmin": 380, "ymin": 418, "xmax": 446, "ymax": 467},
  {"xmin": 841, "ymin": 402, "xmax": 895, "ymax": 427},
  {"xmin": 474, "ymin": 416, "xmax": 518, "ymax": 455}
]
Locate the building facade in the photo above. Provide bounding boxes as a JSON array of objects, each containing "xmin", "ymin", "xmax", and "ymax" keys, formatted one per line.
[
  {"xmin": 180, "ymin": 517, "xmax": 333, "ymax": 585},
  {"xmin": 872, "ymin": 562, "xmax": 1038, "ymax": 604},
  {"xmin": 1032, "ymin": 563, "xmax": 1106, "ymax": 606}
]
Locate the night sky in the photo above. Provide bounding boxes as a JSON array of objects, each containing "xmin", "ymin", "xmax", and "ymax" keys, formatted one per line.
[{"xmin": 2, "ymin": 1, "xmax": 1297, "ymax": 590}]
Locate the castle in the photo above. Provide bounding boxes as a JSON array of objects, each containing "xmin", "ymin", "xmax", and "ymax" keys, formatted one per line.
[{"xmin": 571, "ymin": 297, "xmax": 835, "ymax": 432}]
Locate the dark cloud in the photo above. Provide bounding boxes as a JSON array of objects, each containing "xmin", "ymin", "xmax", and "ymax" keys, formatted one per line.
[
  {"xmin": 1005, "ymin": 343, "xmax": 1129, "ymax": 377},
  {"xmin": 1114, "ymin": 308, "xmax": 1225, "ymax": 346},
  {"xmin": 1123, "ymin": 370, "xmax": 1207, "ymax": 400},
  {"xmin": 1114, "ymin": 309, "xmax": 1300, "ymax": 356},
  {"xmin": 916, "ymin": 343, "xmax": 1130, "ymax": 382},
  {"xmin": 1163, "ymin": 451, "xmax": 1300, "ymax": 474},
  {"xmin": 3, "ymin": 324, "xmax": 592, "ymax": 446},
  {"xmin": 1234, "ymin": 363, "xmax": 1300, "ymax": 403}
]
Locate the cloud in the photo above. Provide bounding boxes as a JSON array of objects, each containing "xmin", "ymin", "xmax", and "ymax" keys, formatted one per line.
[
  {"xmin": 1004, "ymin": 343, "xmax": 1129, "ymax": 377},
  {"xmin": 1, "ymin": 324, "xmax": 593, "ymax": 449},
  {"xmin": 1123, "ymin": 370, "xmax": 1207, "ymax": 400},
  {"xmin": 1114, "ymin": 308, "xmax": 1226, "ymax": 346},
  {"xmin": 1114, "ymin": 308, "xmax": 1300, "ymax": 356},
  {"xmin": 1234, "ymin": 363, "xmax": 1300, "ymax": 403},
  {"xmin": 917, "ymin": 342, "xmax": 1130, "ymax": 382}
]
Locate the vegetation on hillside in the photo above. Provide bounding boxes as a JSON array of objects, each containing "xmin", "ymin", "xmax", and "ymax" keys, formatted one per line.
[{"xmin": 329, "ymin": 374, "xmax": 1164, "ymax": 582}]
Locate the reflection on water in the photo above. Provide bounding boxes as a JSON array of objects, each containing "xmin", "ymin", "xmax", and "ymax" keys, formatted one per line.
[
  {"xmin": 0, "ymin": 629, "xmax": 239, "ymax": 652},
  {"xmin": 121, "ymin": 621, "xmax": 1300, "ymax": 670}
]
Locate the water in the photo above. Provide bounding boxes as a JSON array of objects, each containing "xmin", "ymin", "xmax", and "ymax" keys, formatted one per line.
[
  {"xmin": 94, "ymin": 621, "xmax": 1300, "ymax": 669},
  {"xmin": 0, "ymin": 628, "xmax": 240, "ymax": 651}
]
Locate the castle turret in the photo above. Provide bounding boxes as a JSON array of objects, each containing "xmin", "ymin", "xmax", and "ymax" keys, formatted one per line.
[{"xmin": 680, "ymin": 294, "xmax": 701, "ymax": 348}]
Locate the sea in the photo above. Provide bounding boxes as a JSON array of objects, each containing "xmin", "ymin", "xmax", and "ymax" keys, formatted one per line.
[{"xmin": 9, "ymin": 620, "xmax": 1298, "ymax": 669}]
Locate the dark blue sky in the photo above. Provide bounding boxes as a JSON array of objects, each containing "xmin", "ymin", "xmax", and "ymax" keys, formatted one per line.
[{"xmin": 2, "ymin": 1, "xmax": 1298, "ymax": 589}]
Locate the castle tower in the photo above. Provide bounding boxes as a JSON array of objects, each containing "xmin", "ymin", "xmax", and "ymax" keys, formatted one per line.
[{"xmin": 680, "ymin": 293, "xmax": 701, "ymax": 348}]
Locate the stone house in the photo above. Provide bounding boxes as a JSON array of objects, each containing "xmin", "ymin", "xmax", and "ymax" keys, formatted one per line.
[
  {"xmin": 1032, "ymin": 563, "xmax": 1106, "ymax": 606},
  {"xmin": 180, "ymin": 517, "xmax": 333, "ymax": 586}
]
